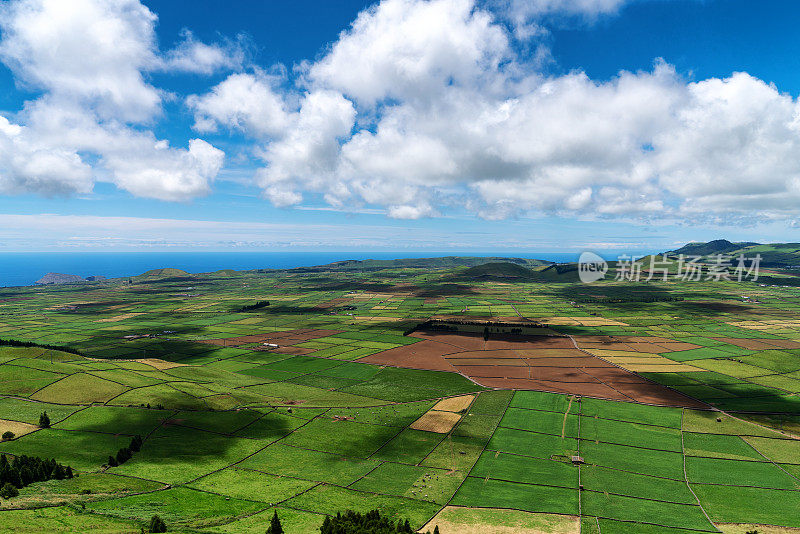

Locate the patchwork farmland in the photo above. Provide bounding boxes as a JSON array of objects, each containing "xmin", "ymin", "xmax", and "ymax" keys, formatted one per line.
[{"xmin": 0, "ymin": 262, "xmax": 797, "ymax": 532}]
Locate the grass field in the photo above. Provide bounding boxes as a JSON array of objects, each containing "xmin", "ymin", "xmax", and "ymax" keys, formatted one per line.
[{"xmin": 0, "ymin": 262, "xmax": 798, "ymax": 532}]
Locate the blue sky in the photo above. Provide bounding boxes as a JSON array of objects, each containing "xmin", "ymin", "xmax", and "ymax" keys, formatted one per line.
[{"xmin": 0, "ymin": 0, "xmax": 799, "ymax": 253}]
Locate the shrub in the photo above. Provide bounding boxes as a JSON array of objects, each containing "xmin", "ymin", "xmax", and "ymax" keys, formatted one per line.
[
  {"xmin": 1, "ymin": 431, "xmax": 14, "ymax": 441},
  {"xmin": 0, "ymin": 482, "xmax": 19, "ymax": 499}
]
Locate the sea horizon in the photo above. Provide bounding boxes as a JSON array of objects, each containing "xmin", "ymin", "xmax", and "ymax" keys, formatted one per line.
[{"xmin": 0, "ymin": 250, "xmax": 646, "ymax": 288}]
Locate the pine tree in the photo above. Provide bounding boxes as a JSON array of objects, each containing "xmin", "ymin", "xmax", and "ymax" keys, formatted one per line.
[
  {"xmin": 148, "ymin": 514, "xmax": 167, "ymax": 533},
  {"xmin": 434, "ymin": 526, "xmax": 440, "ymax": 534},
  {"xmin": 116, "ymin": 447, "xmax": 132, "ymax": 465},
  {"xmin": 107, "ymin": 456, "xmax": 118, "ymax": 467},
  {"xmin": 266, "ymin": 510, "xmax": 283, "ymax": 534},
  {"xmin": 38, "ymin": 412, "xmax": 50, "ymax": 429}
]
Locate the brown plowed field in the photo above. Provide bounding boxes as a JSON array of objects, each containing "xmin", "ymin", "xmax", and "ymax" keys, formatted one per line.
[
  {"xmin": 357, "ymin": 330, "xmax": 707, "ymax": 408},
  {"xmin": 200, "ymin": 329, "xmax": 342, "ymax": 347},
  {"xmin": 711, "ymin": 337, "xmax": 800, "ymax": 350}
]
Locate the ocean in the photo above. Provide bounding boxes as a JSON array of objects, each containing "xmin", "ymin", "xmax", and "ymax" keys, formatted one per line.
[{"xmin": 0, "ymin": 251, "xmax": 628, "ymax": 288}]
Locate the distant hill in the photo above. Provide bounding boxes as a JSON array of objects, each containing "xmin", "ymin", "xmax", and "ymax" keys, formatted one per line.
[
  {"xmin": 455, "ymin": 262, "xmax": 538, "ymax": 281},
  {"xmin": 665, "ymin": 240, "xmax": 800, "ymax": 268},
  {"xmin": 212, "ymin": 269, "xmax": 240, "ymax": 276},
  {"xmin": 35, "ymin": 273, "xmax": 84, "ymax": 285},
  {"xmin": 529, "ymin": 263, "xmax": 581, "ymax": 282},
  {"xmin": 451, "ymin": 262, "xmax": 582, "ymax": 283},
  {"xmin": 135, "ymin": 268, "xmax": 190, "ymax": 279},
  {"xmin": 667, "ymin": 239, "xmax": 757, "ymax": 257},
  {"xmin": 286, "ymin": 256, "xmax": 551, "ymax": 273}
]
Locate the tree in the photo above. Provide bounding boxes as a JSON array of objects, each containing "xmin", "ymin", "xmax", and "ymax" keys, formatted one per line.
[
  {"xmin": 266, "ymin": 510, "xmax": 283, "ymax": 534},
  {"xmin": 433, "ymin": 526, "xmax": 440, "ymax": 534},
  {"xmin": 0, "ymin": 482, "xmax": 18, "ymax": 499},
  {"xmin": 1, "ymin": 431, "xmax": 13, "ymax": 441},
  {"xmin": 148, "ymin": 514, "xmax": 167, "ymax": 533},
  {"xmin": 38, "ymin": 412, "xmax": 50, "ymax": 428},
  {"xmin": 130, "ymin": 435, "xmax": 143, "ymax": 452},
  {"xmin": 116, "ymin": 447, "xmax": 132, "ymax": 465},
  {"xmin": 107, "ymin": 455, "xmax": 118, "ymax": 467}
]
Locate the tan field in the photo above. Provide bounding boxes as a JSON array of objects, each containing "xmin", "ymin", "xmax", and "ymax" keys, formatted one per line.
[
  {"xmin": 432, "ymin": 394, "xmax": 474, "ymax": 413},
  {"xmin": 420, "ymin": 507, "xmax": 579, "ymax": 534},
  {"xmin": 409, "ymin": 410, "xmax": 461, "ymax": 433},
  {"xmin": 717, "ymin": 524, "xmax": 800, "ymax": 534},
  {"xmin": 134, "ymin": 358, "xmax": 188, "ymax": 370},
  {"xmin": 0, "ymin": 419, "xmax": 39, "ymax": 439}
]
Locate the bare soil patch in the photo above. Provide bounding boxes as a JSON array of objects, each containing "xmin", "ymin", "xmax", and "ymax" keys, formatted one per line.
[
  {"xmin": 712, "ymin": 337, "xmax": 800, "ymax": 350},
  {"xmin": 201, "ymin": 329, "xmax": 342, "ymax": 347},
  {"xmin": 358, "ymin": 330, "xmax": 709, "ymax": 407}
]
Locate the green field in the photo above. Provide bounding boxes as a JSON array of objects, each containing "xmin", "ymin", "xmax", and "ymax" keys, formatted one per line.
[{"xmin": 0, "ymin": 259, "xmax": 798, "ymax": 532}]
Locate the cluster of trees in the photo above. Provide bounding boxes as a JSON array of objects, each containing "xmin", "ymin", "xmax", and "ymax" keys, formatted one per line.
[
  {"xmin": 39, "ymin": 412, "xmax": 50, "ymax": 428},
  {"xmin": 239, "ymin": 300, "xmax": 270, "ymax": 312},
  {"xmin": 139, "ymin": 403, "xmax": 165, "ymax": 410},
  {"xmin": 263, "ymin": 509, "xmax": 442, "ymax": 533},
  {"xmin": 0, "ymin": 454, "xmax": 73, "ymax": 499},
  {"xmin": 319, "ymin": 510, "xmax": 440, "ymax": 534},
  {"xmin": 107, "ymin": 435, "xmax": 143, "ymax": 468}
]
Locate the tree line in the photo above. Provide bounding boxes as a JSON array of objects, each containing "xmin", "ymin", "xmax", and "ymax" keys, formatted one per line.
[
  {"xmin": 107, "ymin": 435, "xmax": 143, "ymax": 467},
  {"xmin": 0, "ymin": 454, "xmax": 73, "ymax": 499},
  {"xmin": 266, "ymin": 509, "xmax": 441, "ymax": 534},
  {"xmin": 238, "ymin": 300, "xmax": 270, "ymax": 312}
]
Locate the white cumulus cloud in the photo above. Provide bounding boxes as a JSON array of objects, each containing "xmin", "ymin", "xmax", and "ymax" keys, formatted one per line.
[
  {"xmin": 3, "ymin": 0, "xmax": 799, "ymax": 225},
  {"xmin": 187, "ymin": 71, "xmax": 290, "ymax": 136},
  {"xmin": 196, "ymin": 0, "xmax": 800, "ymax": 222},
  {"xmin": 0, "ymin": 0, "xmax": 228, "ymax": 200}
]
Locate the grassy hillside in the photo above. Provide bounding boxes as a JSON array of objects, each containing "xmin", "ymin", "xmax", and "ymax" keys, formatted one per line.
[
  {"xmin": 284, "ymin": 256, "xmax": 551, "ymax": 273},
  {"xmin": 666, "ymin": 240, "xmax": 800, "ymax": 268},
  {"xmin": 0, "ymin": 261, "xmax": 798, "ymax": 532},
  {"xmin": 136, "ymin": 267, "xmax": 191, "ymax": 278},
  {"xmin": 454, "ymin": 262, "xmax": 538, "ymax": 281}
]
